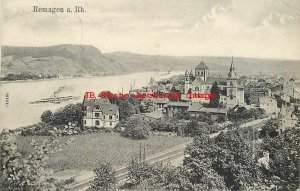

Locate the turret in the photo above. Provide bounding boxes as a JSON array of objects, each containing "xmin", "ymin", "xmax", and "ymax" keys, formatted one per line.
[{"xmin": 195, "ymin": 61, "xmax": 209, "ymax": 82}]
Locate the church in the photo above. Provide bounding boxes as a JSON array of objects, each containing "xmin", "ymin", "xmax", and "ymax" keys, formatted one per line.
[{"xmin": 183, "ymin": 58, "xmax": 244, "ymax": 109}]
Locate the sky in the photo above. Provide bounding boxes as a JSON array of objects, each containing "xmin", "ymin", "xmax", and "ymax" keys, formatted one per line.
[{"xmin": 2, "ymin": 0, "xmax": 300, "ymax": 60}]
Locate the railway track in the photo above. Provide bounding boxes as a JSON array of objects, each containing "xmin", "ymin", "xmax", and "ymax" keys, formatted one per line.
[{"xmin": 65, "ymin": 141, "xmax": 192, "ymax": 191}]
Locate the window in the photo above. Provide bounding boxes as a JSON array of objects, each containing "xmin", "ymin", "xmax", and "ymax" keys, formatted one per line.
[
  {"xmin": 95, "ymin": 120, "xmax": 100, "ymax": 125},
  {"xmin": 230, "ymin": 81, "xmax": 233, "ymax": 86},
  {"xmin": 103, "ymin": 115, "xmax": 106, "ymax": 119},
  {"xmin": 201, "ymin": 71, "xmax": 203, "ymax": 75},
  {"xmin": 84, "ymin": 120, "xmax": 86, "ymax": 125},
  {"xmin": 116, "ymin": 115, "xmax": 118, "ymax": 119},
  {"xmin": 110, "ymin": 122, "xmax": 112, "ymax": 126},
  {"xmin": 95, "ymin": 113, "xmax": 100, "ymax": 117},
  {"xmin": 109, "ymin": 115, "xmax": 112, "ymax": 120},
  {"xmin": 95, "ymin": 106, "xmax": 100, "ymax": 110}
]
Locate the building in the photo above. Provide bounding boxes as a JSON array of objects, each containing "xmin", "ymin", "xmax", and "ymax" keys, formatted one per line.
[
  {"xmin": 164, "ymin": 101, "xmax": 190, "ymax": 116},
  {"xmin": 152, "ymin": 98, "xmax": 169, "ymax": 110},
  {"xmin": 183, "ymin": 58, "xmax": 244, "ymax": 109},
  {"xmin": 226, "ymin": 58, "xmax": 245, "ymax": 109},
  {"xmin": 131, "ymin": 110, "xmax": 164, "ymax": 122},
  {"xmin": 278, "ymin": 103, "xmax": 298, "ymax": 133},
  {"xmin": 258, "ymin": 96, "xmax": 278, "ymax": 116},
  {"xmin": 283, "ymin": 78, "xmax": 296, "ymax": 98},
  {"xmin": 249, "ymin": 95, "xmax": 278, "ymax": 116},
  {"xmin": 187, "ymin": 102, "xmax": 227, "ymax": 121},
  {"xmin": 82, "ymin": 98, "xmax": 119, "ymax": 128}
]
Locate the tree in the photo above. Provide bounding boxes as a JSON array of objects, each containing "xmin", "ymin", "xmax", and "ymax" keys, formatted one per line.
[
  {"xmin": 0, "ymin": 132, "xmax": 64, "ymax": 190},
  {"xmin": 183, "ymin": 127, "xmax": 266, "ymax": 190},
  {"xmin": 140, "ymin": 98, "xmax": 155, "ymax": 113},
  {"xmin": 260, "ymin": 119, "xmax": 279, "ymax": 138},
  {"xmin": 150, "ymin": 119, "xmax": 172, "ymax": 132},
  {"xmin": 51, "ymin": 108, "xmax": 65, "ymax": 125},
  {"xmin": 51, "ymin": 103, "xmax": 83, "ymax": 126},
  {"xmin": 126, "ymin": 159, "xmax": 195, "ymax": 191},
  {"xmin": 261, "ymin": 128, "xmax": 300, "ymax": 190},
  {"xmin": 41, "ymin": 110, "xmax": 53, "ymax": 123},
  {"xmin": 185, "ymin": 119, "xmax": 210, "ymax": 137},
  {"xmin": 121, "ymin": 118, "xmax": 151, "ymax": 140},
  {"xmin": 91, "ymin": 163, "xmax": 117, "ymax": 191},
  {"xmin": 209, "ymin": 81, "xmax": 220, "ymax": 108},
  {"xmin": 212, "ymin": 128, "xmax": 265, "ymax": 190},
  {"xmin": 61, "ymin": 103, "xmax": 83, "ymax": 125},
  {"xmin": 110, "ymin": 97, "xmax": 140, "ymax": 121},
  {"xmin": 127, "ymin": 159, "xmax": 152, "ymax": 184},
  {"xmin": 184, "ymin": 135, "xmax": 228, "ymax": 190}
]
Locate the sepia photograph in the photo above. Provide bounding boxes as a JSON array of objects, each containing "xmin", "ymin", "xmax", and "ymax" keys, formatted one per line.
[{"xmin": 0, "ymin": 0, "xmax": 299, "ymax": 190}]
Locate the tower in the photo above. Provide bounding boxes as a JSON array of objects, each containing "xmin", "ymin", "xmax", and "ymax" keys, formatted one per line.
[
  {"xmin": 195, "ymin": 61, "xmax": 209, "ymax": 82},
  {"xmin": 226, "ymin": 57, "xmax": 238, "ymax": 109},
  {"xmin": 184, "ymin": 70, "xmax": 191, "ymax": 94}
]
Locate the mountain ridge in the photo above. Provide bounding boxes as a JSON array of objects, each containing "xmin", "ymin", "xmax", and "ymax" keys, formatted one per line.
[{"xmin": 1, "ymin": 45, "xmax": 300, "ymax": 77}]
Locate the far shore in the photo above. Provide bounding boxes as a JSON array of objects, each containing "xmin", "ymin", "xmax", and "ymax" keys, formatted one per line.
[{"xmin": 0, "ymin": 70, "xmax": 174, "ymax": 85}]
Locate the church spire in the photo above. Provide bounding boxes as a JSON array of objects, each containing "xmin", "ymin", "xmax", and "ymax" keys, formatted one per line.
[
  {"xmin": 228, "ymin": 56, "xmax": 237, "ymax": 79},
  {"xmin": 230, "ymin": 56, "xmax": 234, "ymax": 70}
]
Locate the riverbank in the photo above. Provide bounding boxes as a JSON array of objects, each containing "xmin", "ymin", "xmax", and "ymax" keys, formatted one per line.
[
  {"xmin": 0, "ymin": 70, "xmax": 183, "ymax": 85},
  {"xmin": 0, "ymin": 71, "xmax": 183, "ymax": 130}
]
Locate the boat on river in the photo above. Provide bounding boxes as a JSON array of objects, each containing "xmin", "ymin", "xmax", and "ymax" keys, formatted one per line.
[{"xmin": 30, "ymin": 95, "xmax": 80, "ymax": 104}]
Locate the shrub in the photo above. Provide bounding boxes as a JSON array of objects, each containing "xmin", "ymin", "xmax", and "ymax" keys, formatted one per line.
[
  {"xmin": 0, "ymin": 132, "xmax": 64, "ymax": 190},
  {"xmin": 121, "ymin": 118, "xmax": 151, "ymax": 140},
  {"xmin": 90, "ymin": 163, "xmax": 117, "ymax": 191},
  {"xmin": 41, "ymin": 110, "xmax": 53, "ymax": 123}
]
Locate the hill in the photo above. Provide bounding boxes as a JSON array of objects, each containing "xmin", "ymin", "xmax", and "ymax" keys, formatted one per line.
[{"xmin": 1, "ymin": 45, "xmax": 299, "ymax": 77}]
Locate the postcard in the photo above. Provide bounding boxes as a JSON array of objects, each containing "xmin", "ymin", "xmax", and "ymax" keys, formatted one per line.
[{"xmin": 1, "ymin": 1, "xmax": 299, "ymax": 190}]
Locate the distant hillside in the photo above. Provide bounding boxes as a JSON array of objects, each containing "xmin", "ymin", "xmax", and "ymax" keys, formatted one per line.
[
  {"xmin": 1, "ymin": 45, "xmax": 300, "ymax": 77},
  {"xmin": 105, "ymin": 51, "xmax": 300, "ymax": 76}
]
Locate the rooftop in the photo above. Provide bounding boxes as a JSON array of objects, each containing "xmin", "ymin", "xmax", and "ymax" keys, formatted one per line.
[
  {"xmin": 195, "ymin": 61, "xmax": 209, "ymax": 70},
  {"xmin": 166, "ymin": 101, "xmax": 190, "ymax": 107},
  {"xmin": 83, "ymin": 98, "xmax": 119, "ymax": 115},
  {"xmin": 188, "ymin": 104, "xmax": 227, "ymax": 114}
]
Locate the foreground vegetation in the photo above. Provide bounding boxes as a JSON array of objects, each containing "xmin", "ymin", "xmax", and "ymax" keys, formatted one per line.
[{"xmin": 99, "ymin": 127, "xmax": 298, "ymax": 191}]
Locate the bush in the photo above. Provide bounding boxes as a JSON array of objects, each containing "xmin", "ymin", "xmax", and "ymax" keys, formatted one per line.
[
  {"xmin": 21, "ymin": 122, "xmax": 55, "ymax": 136},
  {"xmin": 42, "ymin": 103, "xmax": 83, "ymax": 126},
  {"xmin": 121, "ymin": 118, "xmax": 151, "ymax": 140},
  {"xmin": 41, "ymin": 110, "xmax": 53, "ymax": 123},
  {"xmin": 0, "ymin": 132, "xmax": 63, "ymax": 190},
  {"xmin": 90, "ymin": 163, "xmax": 117, "ymax": 191},
  {"xmin": 228, "ymin": 107, "xmax": 266, "ymax": 122},
  {"xmin": 260, "ymin": 119, "xmax": 279, "ymax": 138},
  {"xmin": 20, "ymin": 122, "xmax": 81, "ymax": 136}
]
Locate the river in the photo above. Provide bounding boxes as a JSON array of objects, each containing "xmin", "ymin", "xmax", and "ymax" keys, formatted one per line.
[{"xmin": 0, "ymin": 71, "xmax": 182, "ymax": 130}]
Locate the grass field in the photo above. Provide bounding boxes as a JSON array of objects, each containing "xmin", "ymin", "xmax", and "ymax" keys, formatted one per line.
[{"xmin": 17, "ymin": 132, "xmax": 192, "ymax": 171}]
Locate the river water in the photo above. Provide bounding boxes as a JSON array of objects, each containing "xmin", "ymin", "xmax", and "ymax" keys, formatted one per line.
[{"xmin": 0, "ymin": 71, "xmax": 182, "ymax": 130}]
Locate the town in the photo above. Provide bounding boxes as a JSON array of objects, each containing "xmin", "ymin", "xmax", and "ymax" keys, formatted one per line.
[
  {"xmin": 82, "ymin": 58, "xmax": 299, "ymax": 133},
  {"xmin": 1, "ymin": 58, "xmax": 299, "ymax": 191}
]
